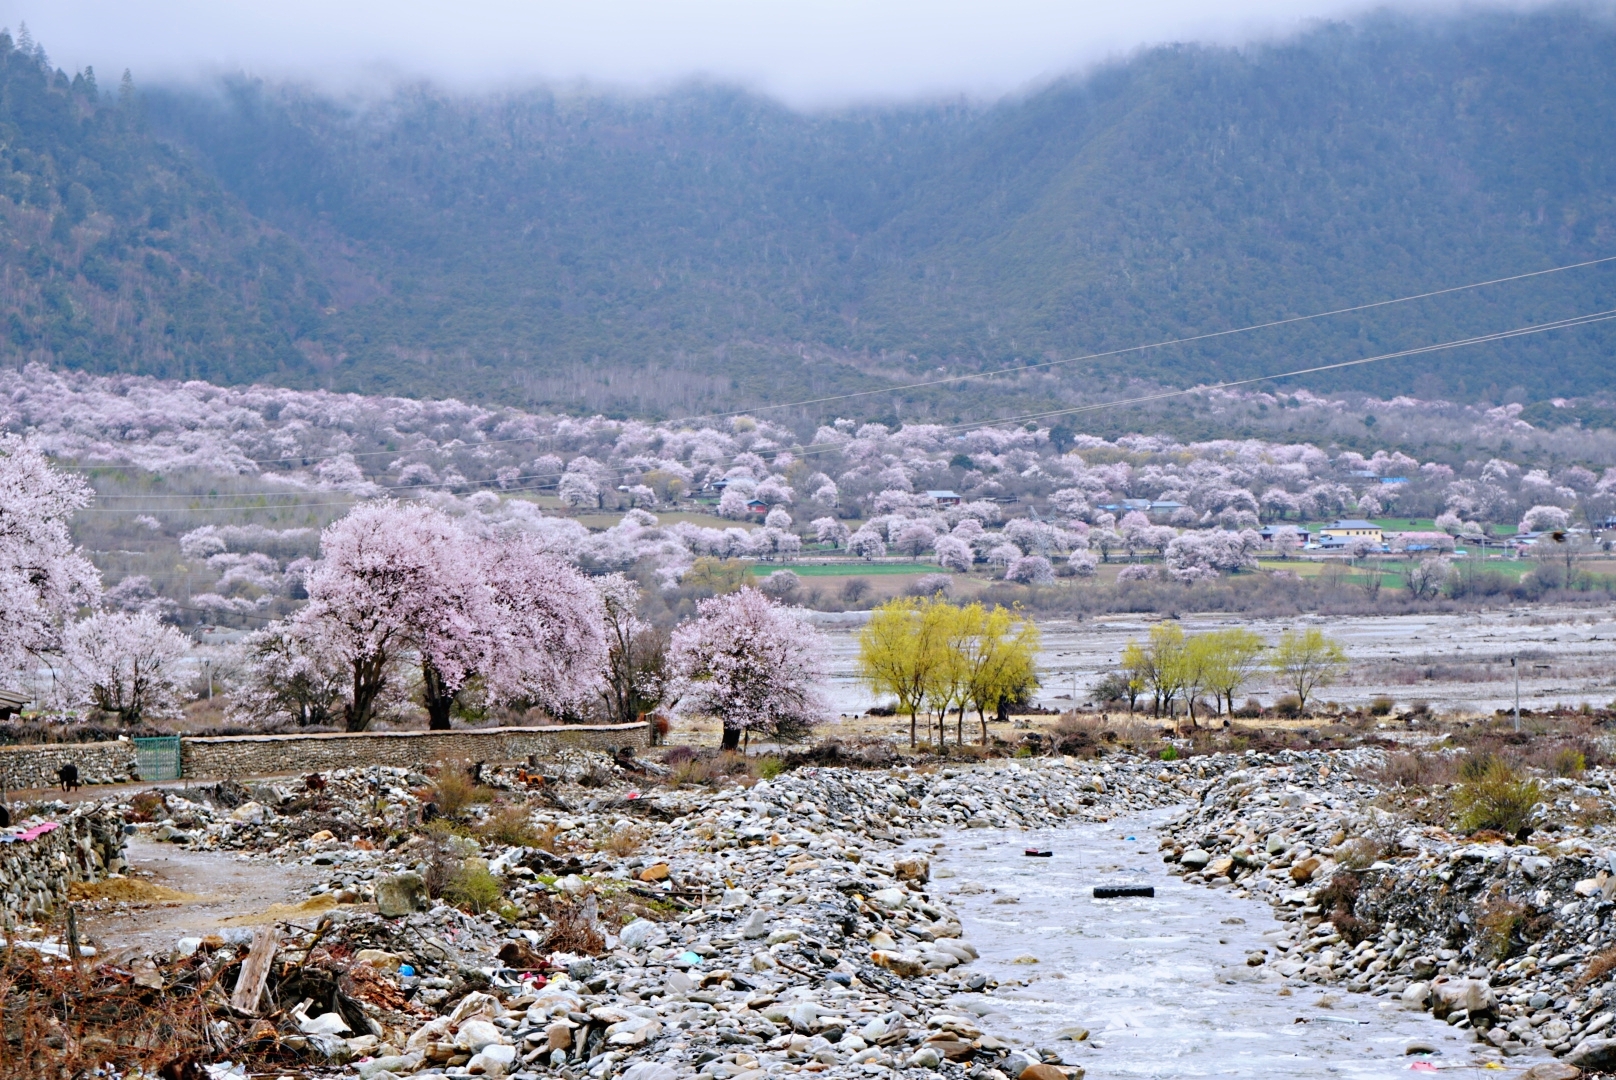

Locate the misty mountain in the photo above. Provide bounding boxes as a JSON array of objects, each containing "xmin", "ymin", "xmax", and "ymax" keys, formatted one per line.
[{"xmin": 2, "ymin": 8, "xmax": 1613, "ymax": 416}]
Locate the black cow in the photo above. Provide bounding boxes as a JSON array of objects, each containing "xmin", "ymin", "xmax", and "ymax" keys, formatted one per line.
[
  {"xmin": 0, "ymin": 804, "xmax": 10, "ymax": 828},
  {"xmin": 58, "ymin": 763, "xmax": 80, "ymax": 792}
]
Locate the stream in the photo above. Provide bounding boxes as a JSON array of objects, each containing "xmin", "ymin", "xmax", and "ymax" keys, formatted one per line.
[{"xmin": 921, "ymin": 809, "xmax": 1549, "ymax": 1078}]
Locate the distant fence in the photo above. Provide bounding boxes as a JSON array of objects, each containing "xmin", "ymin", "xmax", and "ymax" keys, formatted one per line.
[
  {"xmin": 179, "ymin": 722, "xmax": 652, "ymax": 780},
  {"xmin": 0, "ymin": 739, "xmax": 139, "ymax": 793},
  {"xmin": 0, "ymin": 723, "xmax": 651, "ymax": 791}
]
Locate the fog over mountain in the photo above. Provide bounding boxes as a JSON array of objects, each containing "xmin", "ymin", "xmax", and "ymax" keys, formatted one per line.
[{"xmin": 0, "ymin": 5, "xmax": 1612, "ymax": 418}]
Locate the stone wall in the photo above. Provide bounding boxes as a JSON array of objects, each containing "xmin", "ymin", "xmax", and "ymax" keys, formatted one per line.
[
  {"xmin": 180, "ymin": 722, "xmax": 652, "ymax": 780},
  {"xmin": 0, "ymin": 740, "xmax": 139, "ymax": 794},
  {"xmin": 0, "ymin": 802, "xmax": 126, "ymax": 921}
]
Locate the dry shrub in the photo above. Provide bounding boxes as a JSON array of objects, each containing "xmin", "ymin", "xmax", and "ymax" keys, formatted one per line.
[
  {"xmin": 545, "ymin": 895, "xmax": 605, "ymax": 955},
  {"xmin": 477, "ymin": 802, "xmax": 543, "ymax": 847},
  {"xmin": 425, "ymin": 759, "xmax": 493, "ymax": 818},
  {"xmin": 126, "ymin": 790, "xmax": 167, "ymax": 822},
  {"xmin": 593, "ymin": 823, "xmax": 647, "ymax": 857},
  {"xmin": 1368, "ymin": 696, "xmax": 1395, "ymax": 717},
  {"xmin": 1274, "ymin": 694, "xmax": 1304, "ymax": 719},
  {"xmin": 1453, "ymin": 758, "xmax": 1541, "ymax": 835},
  {"xmin": 0, "ymin": 943, "xmax": 223, "ymax": 1078},
  {"xmin": 666, "ymin": 750, "xmax": 754, "ymax": 787},
  {"xmin": 1316, "ymin": 871, "xmax": 1376, "ymax": 945},
  {"xmin": 1376, "ymin": 751, "xmax": 1456, "ymax": 790},
  {"xmin": 1550, "ymin": 747, "xmax": 1588, "ymax": 778},
  {"xmin": 1476, "ymin": 894, "xmax": 1529, "ymax": 960},
  {"xmin": 1576, "ymin": 947, "xmax": 1616, "ymax": 990},
  {"xmin": 1052, "ymin": 712, "xmax": 1103, "ymax": 757},
  {"xmin": 420, "ymin": 821, "xmax": 479, "ymax": 898}
]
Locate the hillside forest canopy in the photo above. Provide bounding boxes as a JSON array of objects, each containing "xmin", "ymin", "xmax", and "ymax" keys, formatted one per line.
[{"xmin": 0, "ymin": 9, "xmax": 1611, "ymax": 416}]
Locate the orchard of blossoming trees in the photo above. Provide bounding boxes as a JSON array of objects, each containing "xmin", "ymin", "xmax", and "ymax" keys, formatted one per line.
[
  {"xmin": 4, "ymin": 364, "xmax": 1616, "ymax": 727},
  {"xmin": 10, "ymin": 365, "xmax": 1616, "ymax": 629}
]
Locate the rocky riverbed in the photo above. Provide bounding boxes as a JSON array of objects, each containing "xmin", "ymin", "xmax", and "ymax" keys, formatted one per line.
[{"xmin": 9, "ymin": 742, "xmax": 1616, "ymax": 1080}]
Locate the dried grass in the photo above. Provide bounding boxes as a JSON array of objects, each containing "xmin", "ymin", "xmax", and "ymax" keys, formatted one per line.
[
  {"xmin": 423, "ymin": 759, "xmax": 494, "ymax": 818},
  {"xmin": 1576, "ymin": 947, "xmax": 1616, "ymax": 990},
  {"xmin": 476, "ymin": 802, "xmax": 544, "ymax": 848},
  {"xmin": 593, "ymin": 823, "xmax": 648, "ymax": 857}
]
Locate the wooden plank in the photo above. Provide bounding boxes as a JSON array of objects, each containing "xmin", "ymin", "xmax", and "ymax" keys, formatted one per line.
[{"xmin": 230, "ymin": 927, "xmax": 279, "ymax": 1016}]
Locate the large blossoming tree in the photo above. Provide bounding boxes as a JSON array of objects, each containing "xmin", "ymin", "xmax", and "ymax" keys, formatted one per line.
[
  {"xmin": 0, "ymin": 436, "xmax": 101, "ymax": 672},
  {"xmin": 61, "ymin": 611, "xmax": 190, "ymax": 725},
  {"xmin": 291, "ymin": 501, "xmax": 608, "ymax": 731},
  {"xmin": 668, "ymin": 587, "xmax": 828, "ymax": 750}
]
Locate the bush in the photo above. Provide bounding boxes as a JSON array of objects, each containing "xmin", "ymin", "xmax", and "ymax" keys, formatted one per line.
[
  {"xmin": 426, "ymin": 759, "xmax": 493, "ymax": 818},
  {"xmin": 1477, "ymin": 894, "xmax": 1529, "ymax": 960},
  {"xmin": 1368, "ymin": 696, "xmax": 1395, "ymax": 716},
  {"xmin": 1550, "ymin": 747, "xmax": 1587, "ymax": 778},
  {"xmin": 1376, "ymin": 751, "xmax": 1455, "ymax": 789},
  {"xmin": 757, "ymin": 756, "xmax": 786, "ymax": 779},
  {"xmin": 478, "ymin": 802, "xmax": 543, "ymax": 847},
  {"xmin": 1091, "ymin": 671, "xmax": 1132, "ymax": 706},
  {"xmin": 1159, "ymin": 745, "xmax": 1179, "ymax": 761},
  {"xmin": 443, "ymin": 858, "xmax": 505, "ymax": 914},
  {"xmin": 1274, "ymin": 694, "xmax": 1303, "ymax": 719},
  {"xmin": 839, "ymin": 578, "xmax": 871, "ymax": 602},
  {"xmin": 594, "ymin": 823, "xmax": 648, "ymax": 856},
  {"xmin": 1453, "ymin": 758, "xmax": 1542, "ymax": 835}
]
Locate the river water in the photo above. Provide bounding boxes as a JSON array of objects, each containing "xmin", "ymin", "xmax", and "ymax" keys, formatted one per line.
[
  {"xmin": 919, "ymin": 810, "xmax": 1548, "ymax": 1079},
  {"xmin": 814, "ymin": 606, "xmax": 1616, "ymax": 718}
]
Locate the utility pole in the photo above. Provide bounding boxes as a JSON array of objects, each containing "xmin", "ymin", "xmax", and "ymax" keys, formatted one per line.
[{"xmin": 1512, "ymin": 656, "xmax": 1520, "ymax": 732}]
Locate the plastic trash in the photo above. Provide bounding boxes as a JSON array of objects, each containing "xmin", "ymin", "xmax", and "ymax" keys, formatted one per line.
[
  {"xmin": 1092, "ymin": 885, "xmax": 1154, "ymax": 898},
  {"xmin": 398, "ymin": 964, "xmax": 415, "ymax": 977},
  {"xmin": 1024, "ymin": 849, "xmax": 1053, "ymax": 857}
]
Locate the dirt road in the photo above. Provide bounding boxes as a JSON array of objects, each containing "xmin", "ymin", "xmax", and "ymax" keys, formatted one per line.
[{"xmin": 78, "ymin": 836, "xmax": 322, "ymax": 960}]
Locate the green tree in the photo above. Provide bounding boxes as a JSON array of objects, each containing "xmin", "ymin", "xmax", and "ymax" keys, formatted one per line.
[
  {"xmin": 1194, "ymin": 628, "xmax": 1268, "ymax": 715},
  {"xmin": 1270, "ymin": 628, "xmax": 1348, "ymax": 712},
  {"xmin": 857, "ymin": 597, "xmax": 954, "ymax": 748},
  {"xmin": 961, "ymin": 605, "xmax": 1040, "ymax": 745}
]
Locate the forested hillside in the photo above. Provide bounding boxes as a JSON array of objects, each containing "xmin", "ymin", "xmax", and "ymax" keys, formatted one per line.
[{"xmin": 2, "ymin": 9, "xmax": 1614, "ymax": 415}]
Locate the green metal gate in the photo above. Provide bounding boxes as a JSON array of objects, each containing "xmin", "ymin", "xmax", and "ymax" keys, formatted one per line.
[{"xmin": 133, "ymin": 736, "xmax": 182, "ymax": 782}]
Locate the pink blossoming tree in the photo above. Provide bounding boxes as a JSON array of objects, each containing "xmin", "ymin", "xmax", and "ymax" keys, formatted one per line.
[
  {"xmin": 667, "ymin": 587, "xmax": 828, "ymax": 750},
  {"xmin": 0, "ymin": 436, "xmax": 101, "ymax": 671}
]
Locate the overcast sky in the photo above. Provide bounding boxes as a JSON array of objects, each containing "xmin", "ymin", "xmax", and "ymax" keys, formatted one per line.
[{"xmin": 1, "ymin": 0, "xmax": 1551, "ymax": 107}]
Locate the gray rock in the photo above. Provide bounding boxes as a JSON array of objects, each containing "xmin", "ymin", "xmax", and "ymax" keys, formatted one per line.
[
  {"xmin": 741, "ymin": 909, "xmax": 770, "ymax": 939},
  {"xmin": 374, "ymin": 872, "xmax": 427, "ymax": 917},
  {"xmin": 618, "ymin": 918, "xmax": 657, "ymax": 949},
  {"xmin": 620, "ymin": 1065, "xmax": 678, "ymax": 1080},
  {"xmin": 1179, "ymin": 849, "xmax": 1211, "ymax": 870},
  {"xmin": 1567, "ymin": 1037, "xmax": 1616, "ymax": 1069}
]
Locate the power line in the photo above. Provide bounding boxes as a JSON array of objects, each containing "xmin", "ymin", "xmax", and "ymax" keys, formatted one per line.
[{"xmin": 56, "ymin": 253, "xmax": 1616, "ymax": 478}]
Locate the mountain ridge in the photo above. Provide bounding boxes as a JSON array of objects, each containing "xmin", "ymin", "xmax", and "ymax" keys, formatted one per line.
[{"xmin": 0, "ymin": 7, "xmax": 1612, "ymax": 416}]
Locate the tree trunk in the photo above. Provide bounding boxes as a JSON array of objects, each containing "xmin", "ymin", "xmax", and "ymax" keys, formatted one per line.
[
  {"xmin": 721, "ymin": 724, "xmax": 742, "ymax": 751},
  {"xmin": 957, "ymin": 704, "xmax": 965, "ymax": 746},
  {"xmin": 909, "ymin": 709, "xmax": 917, "ymax": 748},
  {"xmin": 979, "ymin": 706, "xmax": 989, "ymax": 746},
  {"xmin": 422, "ymin": 661, "xmax": 457, "ymax": 731}
]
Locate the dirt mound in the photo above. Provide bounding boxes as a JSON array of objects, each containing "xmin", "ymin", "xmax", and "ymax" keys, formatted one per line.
[{"xmin": 67, "ymin": 878, "xmax": 195, "ymax": 904}]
